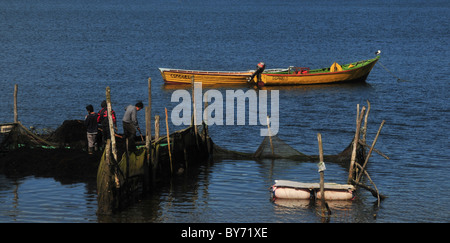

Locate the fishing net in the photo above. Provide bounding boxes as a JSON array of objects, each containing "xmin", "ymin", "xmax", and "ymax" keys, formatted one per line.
[
  {"xmin": 97, "ymin": 125, "xmax": 208, "ymax": 214},
  {"xmin": 0, "ymin": 120, "xmax": 94, "ymax": 151},
  {"xmin": 253, "ymin": 135, "xmax": 311, "ymax": 161},
  {"xmin": 96, "ymin": 145, "xmax": 147, "ymax": 215},
  {"xmin": 0, "ymin": 123, "xmax": 57, "ymax": 151},
  {"xmin": 211, "ymin": 133, "xmax": 363, "ymax": 164},
  {"xmin": 47, "ymin": 120, "xmax": 88, "ymax": 149},
  {"xmin": 0, "ymin": 121, "xmax": 101, "ymax": 179}
]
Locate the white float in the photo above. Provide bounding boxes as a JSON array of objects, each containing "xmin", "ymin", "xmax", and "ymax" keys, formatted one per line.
[{"xmin": 272, "ymin": 180, "xmax": 355, "ymax": 200}]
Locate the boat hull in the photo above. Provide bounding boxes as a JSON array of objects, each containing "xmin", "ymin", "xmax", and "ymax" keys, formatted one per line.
[
  {"xmin": 159, "ymin": 68, "xmax": 253, "ymax": 85},
  {"xmin": 259, "ymin": 56, "xmax": 379, "ymax": 86}
]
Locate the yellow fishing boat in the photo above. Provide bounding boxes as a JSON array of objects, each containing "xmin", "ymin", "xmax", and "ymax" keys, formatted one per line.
[
  {"xmin": 254, "ymin": 56, "xmax": 379, "ymax": 86},
  {"xmin": 159, "ymin": 68, "xmax": 254, "ymax": 85}
]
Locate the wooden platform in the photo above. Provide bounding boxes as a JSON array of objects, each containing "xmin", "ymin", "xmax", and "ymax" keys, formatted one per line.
[{"xmin": 273, "ymin": 180, "xmax": 355, "ymax": 191}]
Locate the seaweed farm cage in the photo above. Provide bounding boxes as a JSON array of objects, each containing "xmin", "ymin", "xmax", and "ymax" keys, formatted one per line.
[{"xmin": 0, "ymin": 120, "xmax": 89, "ymax": 152}]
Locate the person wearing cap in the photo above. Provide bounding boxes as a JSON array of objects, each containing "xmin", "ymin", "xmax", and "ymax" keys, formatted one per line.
[{"xmin": 249, "ymin": 62, "xmax": 266, "ymax": 84}]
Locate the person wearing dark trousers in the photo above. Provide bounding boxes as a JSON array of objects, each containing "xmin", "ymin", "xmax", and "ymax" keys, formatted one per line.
[
  {"xmin": 249, "ymin": 62, "xmax": 266, "ymax": 85},
  {"xmin": 84, "ymin": 104, "xmax": 98, "ymax": 155},
  {"xmin": 122, "ymin": 101, "xmax": 143, "ymax": 152}
]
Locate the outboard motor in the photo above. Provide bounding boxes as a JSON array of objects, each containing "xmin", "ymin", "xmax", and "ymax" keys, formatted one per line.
[{"xmin": 249, "ymin": 62, "xmax": 266, "ymax": 85}]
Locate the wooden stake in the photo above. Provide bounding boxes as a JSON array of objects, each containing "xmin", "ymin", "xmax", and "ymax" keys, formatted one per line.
[
  {"xmin": 317, "ymin": 133, "xmax": 325, "ymax": 201},
  {"xmin": 146, "ymin": 78, "xmax": 152, "ymax": 152},
  {"xmin": 317, "ymin": 134, "xmax": 323, "ymax": 163},
  {"xmin": 155, "ymin": 115, "xmax": 160, "ymax": 141},
  {"xmin": 354, "ymin": 163, "xmax": 386, "ymax": 202},
  {"xmin": 267, "ymin": 116, "xmax": 274, "ymax": 156},
  {"xmin": 165, "ymin": 107, "xmax": 173, "ymax": 175},
  {"xmin": 362, "ymin": 100, "xmax": 371, "ymax": 143},
  {"xmin": 191, "ymin": 76, "xmax": 198, "ymax": 134},
  {"xmin": 356, "ymin": 104, "xmax": 360, "ymax": 127},
  {"xmin": 106, "ymin": 87, "xmax": 119, "ymax": 189},
  {"xmin": 356, "ymin": 120, "xmax": 385, "ymax": 183},
  {"xmin": 144, "ymin": 78, "xmax": 152, "ymax": 189},
  {"xmin": 145, "ymin": 106, "xmax": 151, "ymax": 146},
  {"xmin": 14, "ymin": 84, "xmax": 18, "ymax": 123},
  {"xmin": 150, "ymin": 115, "xmax": 160, "ymax": 183},
  {"xmin": 203, "ymin": 94, "xmax": 212, "ymax": 155},
  {"xmin": 191, "ymin": 76, "xmax": 201, "ymax": 150},
  {"xmin": 106, "ymin": 87, "xmax": 117, "ymax": 162},
  {"xmin": 348, "ymin": 105, "xmax": 366, "ymax": 183},
  {"xmin": 358, "ymin": 140, "xmax": 390, "ymax": 160},
  {"xmin": 317, "ymin": 133, "xmax": 331, "ymax": 216}
]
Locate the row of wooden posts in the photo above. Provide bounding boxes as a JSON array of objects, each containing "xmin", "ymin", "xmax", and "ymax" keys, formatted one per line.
[
  {"xmin": 349, "ymin": 101, "xmax": 387, "ymax": 206},
  {"xmin": 103, "ymin": 76, "xmax": 204, "ymax": 178},
  {"xmin": 315, "ymin": 100, "xmax": 388, "ymax": 218}
]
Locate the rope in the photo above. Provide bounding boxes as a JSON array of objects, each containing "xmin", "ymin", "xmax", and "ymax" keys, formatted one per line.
[{"xmin": 378, "ymin": 61, "xmax": 410, "ymax": 82}]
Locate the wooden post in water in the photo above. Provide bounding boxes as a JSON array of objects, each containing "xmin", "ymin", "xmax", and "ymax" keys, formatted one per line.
[
  {"xmin": 317, "ymin": 133, "xmax": 325, "ymax": 200},
  {"xmin": 191, "ymin": 76, "xmax": 199, "ymax": 136},
  {"xmin": 155, "ymin": 115, "xmax": 160, "ymax": 141},
  {"xmin": 106, "ymin": 87, "xmax": 120, "ymax": 188},
  {"xmin": 356, "ymin": 104, "xmax": 360, "ymax": 129},
  {"xmin": 191, "ymin": 76, "xmax": 202, "ymax": 151},
  {"xmin": 267, "ymin": 116, "xmax": 274, "ymax": 156},
  {"xmin": 317, "ymin": 133, "xmax": 331, "ymax": 217},
  {"xmin": 106, "ymin": 87, "xmax": 117, "ymax": 162},
  {"xmin": 356, "ymin": 120, "xmax": 385, "ymax": 183},
  {"xmin": 14, "ymin": 84, "xmax": 18, "ymax": 123},
  {"xmin": 144, "ymin": 78, "xmax": 152, "ymax": 189},
  {"xmin": 348, "ymin": 105, "xmax": 366, "ymax": 184},
  {"xmin": 143, "ymin": 105, "xmax": 150, "ymax": 188},
  {"xmin": 165, "ymin": 107, "xmax": 173, "ymax": 175},
  {"xmin": 151, "ymin": 115, "xmax": 160, "ymax": 183},
  {"xmin": 203, "ymin": 94, "xmax": 212, "ymax": 155},
  {"xmin": 191, "ymin": 76, "xmax": 196, "ymax": 126},
  {"xmin": 362, "ymin": 100, "xmax": 371, "ymax": 143},
  {"xmin": 146, "ymin": 78, "xmax": 152, "ymax": 153}
]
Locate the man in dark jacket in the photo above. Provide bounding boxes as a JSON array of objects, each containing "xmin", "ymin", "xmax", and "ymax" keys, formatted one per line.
[
  {"xmin": 84, "ymin": 104, "xmax": 98, "ymax": 154},
  {"xmin": 97, "ymin": 100, "xmax": 117, "ymax": 148}
]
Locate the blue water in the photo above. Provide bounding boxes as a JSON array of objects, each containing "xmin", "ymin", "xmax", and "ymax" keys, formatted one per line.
[{"xmin": 0, "ymin": 0, "xmax": 449, "ymax": 223}]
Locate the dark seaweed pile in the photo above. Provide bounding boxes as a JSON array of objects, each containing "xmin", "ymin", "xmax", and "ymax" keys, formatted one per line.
[
  {"xmin": 0, "ymin": 147, "xmax": 101, "ymax": 181},
  {"xmin": 47, "ymin": 120, "xmax": 89, "ymax": 149},
  {"xmin": 0, "ymin": 120, "xmax": 102, "ymax": 181}
]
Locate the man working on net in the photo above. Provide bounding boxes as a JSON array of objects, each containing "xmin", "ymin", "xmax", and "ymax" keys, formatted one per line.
[{"xmin": 122, "ymin": 101, "xmax": 144, "ymax": 152}]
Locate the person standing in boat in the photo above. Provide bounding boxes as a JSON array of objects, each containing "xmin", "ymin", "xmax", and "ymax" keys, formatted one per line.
[
  {"xmin": 97, "ymin": 100, "xmax": 117, "ymax": 149},
  {"xmin": 249, "ymin": 62, "xmax": 266, "ymax": 85},
  {"xmin": 84, "ymin": 104, "xmax": 98, "ymax": 155},
  {"xmin": 122, "ymin": 101, "xmax": 144, "ymax": 152}
]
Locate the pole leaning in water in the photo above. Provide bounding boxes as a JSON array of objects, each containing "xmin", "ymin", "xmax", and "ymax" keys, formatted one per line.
[
  {"xmin": 106, "ymin": 87, "xmax": 118, "ymax": 162},
  {"xmin": 348, "ymin": 105, "xmax": 366, "ymax": 183}
]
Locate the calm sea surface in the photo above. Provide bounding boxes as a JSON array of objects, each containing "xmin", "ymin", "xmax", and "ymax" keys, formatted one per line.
[{"xmin": 0, "ymin": 0, "xmax": 449, "ymax": 223}]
